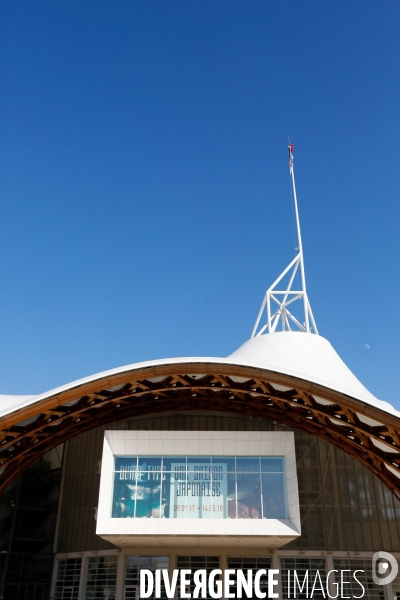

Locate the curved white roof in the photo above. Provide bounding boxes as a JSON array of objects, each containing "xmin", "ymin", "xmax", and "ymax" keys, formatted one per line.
[
  {"xmin": 228, "ymin": 333, "xmax": 398, "ymax": 416},
  {"xmin": 0, "ymin": 332, "xmax": 398, "ymax": 420},
  {"xmin": 0, "ymin": 394, "xmax": 38, "ymax": 411}
]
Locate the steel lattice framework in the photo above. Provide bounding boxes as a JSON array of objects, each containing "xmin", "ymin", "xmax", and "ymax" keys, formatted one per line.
[
  {"xmin": 252, "ymin": 143, "xmax": 318, "ymax": 336},
  {"xmin": 1, "ymin": 362, "xmax": 400, "ymax": 499}
]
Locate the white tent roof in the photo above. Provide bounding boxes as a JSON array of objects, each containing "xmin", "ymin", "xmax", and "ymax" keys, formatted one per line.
[
  {"xmin": 228, "ymin": 333, "xmax": 398, "ymax": 416},
  {"xmin": 0, "ymin": 332, "xmax": 398, "ymax": 420}
]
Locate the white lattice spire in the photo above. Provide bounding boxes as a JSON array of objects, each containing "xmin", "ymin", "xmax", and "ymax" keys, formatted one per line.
[{"xmin": 251, "ymin": 143, "xmax": 318, "ymax": 337}]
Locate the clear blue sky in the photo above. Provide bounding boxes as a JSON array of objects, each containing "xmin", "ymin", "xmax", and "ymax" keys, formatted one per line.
[{"xmin": 1, "ymin": 2, "xmax": 399, "ymax": 406}]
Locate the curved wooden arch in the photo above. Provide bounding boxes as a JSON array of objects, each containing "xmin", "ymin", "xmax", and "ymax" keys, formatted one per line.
[{"xmin": 1, "ymin": 362, "xmax": 400, "ymax": 498}]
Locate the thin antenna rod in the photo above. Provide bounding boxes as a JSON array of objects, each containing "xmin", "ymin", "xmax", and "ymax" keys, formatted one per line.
[
  {"xmin": 251, "ymin": 142, "xmax": 318, "ymax": 337},
  {"xmin": 288, "ymin": 143, "xmax": 309, "ymax": 332}
]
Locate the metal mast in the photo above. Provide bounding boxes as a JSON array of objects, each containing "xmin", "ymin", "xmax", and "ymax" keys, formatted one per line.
[{"xmin": 251, "ymin": 143, "xmax": 318, "ymax": 337}]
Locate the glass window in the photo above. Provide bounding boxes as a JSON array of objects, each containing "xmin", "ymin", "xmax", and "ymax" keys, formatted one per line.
[
  {"xmin": 124, "ymin": 556, "xmax": 169, "ymax": 600},
  {"xmin": 212, "ymin": 456, "xmax": 236, "ymax": 471},
  {"xmin": 333, "ymin": 559, "xmax": 385, "ymax": 600},
  {"xmin": 55, "ymin": 558, "xmax": 82, "ymax": 600},
  {"xmin": 162, "ymin": 456, "xmax": 186, "ymax": 472},
  {"xmin": 135, "ymin": 471, "xmax": 162, "ymax": 518},
  {"xmin": 281, "ymin": 558, "xmax": 327, "ymax": 600},
  {"xmin": 237, "ymin": 471, "xmax": 262, "ymax": 519},
  {"xmin": 115, "ymin": 457, "xmax": 137, "ymax": 477},
  {"xmin": 236, "ymin": 457, "xmax": 261, "ymax": 472},
  {"xmin": 85, "ymin": 555, "xmax": 118, "ymax": 599},
  {"xmin": 161, "ymin": 471, "xmax": 173, "ymax": 518},
  {"xmin": 187, "ymin": 456, "xmax": 211, "ymax": 468},
  {"xmin": 390, "ymin": 568, "xmax": 400, "ymax": 599},
  {"xmin": 262, "ymin": 472, "xmax": 287, "ymax": 518},
  {"xmin": 227, "ymin": 557, "xmax": 272, "ymax": 599},
  {"xmin": 112, "ymin": 473, "xmax": 137, "ymax": 518},
  {"xmin": 138, "ymin": 457, "xmax": 162, "ymax": 472},
  {"xmin": 112, "ymin": 455, "xmax": 288, "ymax": 520},
  {"xmin": 261, "ymin": 457, "xmax": 284, "ymax": 472},
  {"xmin": 177, "ymin": 556, "xmax": 219, "ymax": 599}
]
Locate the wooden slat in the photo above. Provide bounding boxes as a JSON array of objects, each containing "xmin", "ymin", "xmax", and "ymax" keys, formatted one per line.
[{"xmin": 0, "ymin": 364, "xmax": 399, "ymax": 499}]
